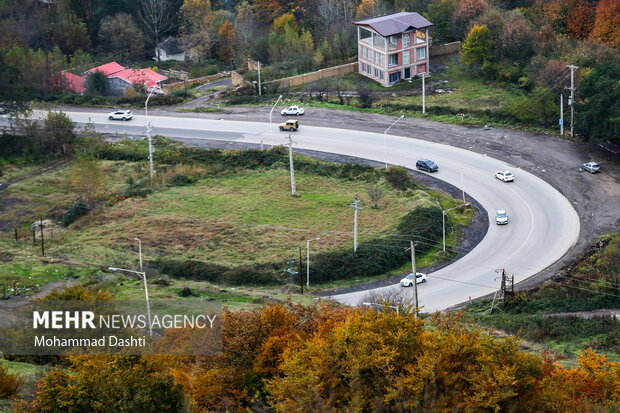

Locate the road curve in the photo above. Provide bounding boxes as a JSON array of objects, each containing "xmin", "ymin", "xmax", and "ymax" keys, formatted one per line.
[{"xmin": 42, "ymin": 111, "xmax": 582, "ymax": 312}]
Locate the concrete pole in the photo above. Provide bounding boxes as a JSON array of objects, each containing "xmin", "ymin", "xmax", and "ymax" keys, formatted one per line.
[
  {"xmin": 560, "ymin": 94, "xmax": 564, "ymax": 135},
  {"xmin": 286, "ymin": 135, "xmax": 296, "ymax": 196},
  {"xmin": 422, "ymin": 74, "xmax": 426, "ymax": 114},
  {"xmin": 258, "ymin": 61, "xmax": 262, "ymax": 96}
]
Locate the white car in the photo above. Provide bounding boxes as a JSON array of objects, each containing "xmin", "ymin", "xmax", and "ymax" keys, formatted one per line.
[
  {"xmin": 582, "ymin": 162, "xmax": 600, "ymax": 173},
  {"xmin": 496, "ymin": 210, "xmax": 509, "ymax": 225},
  {"xmin": 108, "ymin": 110, "xmax": 133, "ymax": 121},
  {"xmin": 400, "ymin": 272, "xmax": 427, "ymax": 287},
  {"xmin": 281, "ymin": 105, "xmax": 304, "ymax": 116},
  {"xmin": 495, "ymin": 170, "xmax": 514, "ymax": 182}
]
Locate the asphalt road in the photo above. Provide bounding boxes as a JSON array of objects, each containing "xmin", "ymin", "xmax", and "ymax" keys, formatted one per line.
[{"xmin": 30, "ymin": 110, "xmax": 584, "ymax": 313}]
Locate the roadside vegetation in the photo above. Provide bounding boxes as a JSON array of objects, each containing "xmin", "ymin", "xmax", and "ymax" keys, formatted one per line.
[{"xmin": 467, "ymin": 224, "xmax": 620, "ymax": 361}]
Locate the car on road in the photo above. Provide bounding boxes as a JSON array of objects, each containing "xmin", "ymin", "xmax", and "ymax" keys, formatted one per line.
[
  {"xmin": 281, "ymin": 105, "xmax": 304, "ymax": 116},
  {"xmin": 279, "ymin": 119, "xmax": 299, "ymax": 131},
  {"xmin": 495, "ymin": 170, "xmax": 514, "ymax": 182},
  {"xmin": 416, "ymin": 159, "xmax": 438, "ymax": 172},
  {"xmin": 108, "ymin": 110, "xmax": 133, "ymax": 121},
  {"xmin": 582, "ymin": 162, "xmax": 600, "ymax": 173},
  {"xmin": 400, "ymin": 272, "xmax": 427, "ymax": 287},
  {"xmin": 496, "ymin": 210, "xmax": 509, "ymax": 225}
]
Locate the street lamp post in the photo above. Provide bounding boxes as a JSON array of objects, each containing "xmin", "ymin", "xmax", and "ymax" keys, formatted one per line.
[
  {"xmin": 383, "ymin": 115, "xmax": 405, "ymax": 169},
  {"xmin": 436, "ymin": 200, "xmax": 470, "ymax": 251},
  {"xmin": 108, "ymin": 267, "xmax": 152, "ymax": 337},
  {"xmin": 134, "ymin": 237, "xmax": 142, "ymax": 272},
  {"xmin": 145, "ymin": 87, "xmax": 156, "ymax": 181},
  {"xmin": 306, "ymin": 237, "xmax": 320, "ymax": 288},
  {"xmin": 460, "ymin": 154, "xmax": 487, "ymax": 203},
  {"xmin": 269, "ymin": 95, "xmax": 283, "ymax": 132}
]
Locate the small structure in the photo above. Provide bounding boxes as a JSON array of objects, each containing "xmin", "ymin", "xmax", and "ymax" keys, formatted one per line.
[
  {"xmin": 49, "ymin": 71, "xmax": 85, "ymax": 94},
  {"xmin": 156, "ymin": 37, "xmax": 186, "ymax": 62},
  {"xmin": 353, "ymin": 12, "xmax": 433, "ymax": 87}
]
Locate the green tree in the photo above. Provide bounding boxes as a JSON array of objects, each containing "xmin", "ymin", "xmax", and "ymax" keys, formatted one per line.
[
  {"xmin": 576, "ymin": 62, "xmax": 620, "ymax": 144},
  {"xmin": 85, "ymin": 71, "xmax": 110, "ymax": 96},
  {"xmin": 461, "ymin": 24, "xmax": 492, "ymax": 68},
  {"xmin": 42, "ymin": 111, "xmax": 76, "ymax": 155},
  {"xmin": 98, "ymin": 13, "xmax": 145, "ymax": 60},
  {"xmin": 424, "ymin": 0, "xmax": 459, "ymax": 43}
]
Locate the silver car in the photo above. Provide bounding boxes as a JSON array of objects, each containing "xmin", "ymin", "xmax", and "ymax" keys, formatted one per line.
[
  {"xmin": 496, "ymin": 210, "xmax": 509, "ymax": 225},
  {"xmin": 582, "ymin": 162, "xmax": 600, "ymax": 173},
  {"xmin": 400, "ymin": 272, "xmax": 427, "ymax": 287}
]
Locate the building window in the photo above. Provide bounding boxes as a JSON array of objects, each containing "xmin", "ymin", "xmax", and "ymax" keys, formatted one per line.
[
  {"xmin": 416, "ymin": 47, "xmax": 426, "ymax": 60},
  {"xmin": 361, "ymin": 62, "xmax": 365, "ymax": 72},
  {"xmin": 416, "ymin": 30, "xmax": 426, "ymax": 44},
  {"xmin": 374, "ymin": 68, "xmax": 378, "ymax": 77},
  {"xmin": 374, "ymin": 51, "xmax": 378, "ymax": 64},
  {"xmin": 389, "ymin": 72, "xmax": 401, "ymax": 83},
  {"xmin": 379, "ymin": 71, "xmax": 384, "ymax": 80},
  {"xmin": 403, "ymin": 34, "xmax": 410, "ymax": 48},
  {"xmin": 403, "ymin": 51, "xmax": 410, "ymax": 65},
  {"xmin": 389, "ymin": 54, "xmax": 398, "ymax": 66}
]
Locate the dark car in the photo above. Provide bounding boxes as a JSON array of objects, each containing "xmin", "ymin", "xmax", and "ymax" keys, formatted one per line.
[{"xmin": 416, "ymin": 159, "xmax": 438, "ymax": 172}]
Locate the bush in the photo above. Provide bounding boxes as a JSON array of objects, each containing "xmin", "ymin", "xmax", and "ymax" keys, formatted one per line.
[
  {"xmin": 167, "ymin": 174, "xmax": 194, "ymax": 186},
  {"xmin": 62, "ymin": 202, "xmax": 89, "ymax": 227},
  {"xmin": 0, "ymin": 364, "xmax": 24, "ymax": 398},
  {"xmin": 385, "ymin": 166, "xmax": 416, "ymax": 191},
  {"xmin": 150, "ymin": 260, "xmax": 280, "ymax": 285}
]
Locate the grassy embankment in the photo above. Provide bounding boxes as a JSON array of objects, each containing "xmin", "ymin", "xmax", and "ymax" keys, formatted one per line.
[
  {"xmin": 0, "ymin": 141, "xmax": 474, "ymax": 306},
  {"xmin": 466, "ymin": 225, "xmax": 620, "ymax": 362}
]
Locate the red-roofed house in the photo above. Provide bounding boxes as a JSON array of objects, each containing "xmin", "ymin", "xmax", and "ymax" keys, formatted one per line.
[
  {"xmin": 49, "ymin": 71, "xmax": 85, "ymax": 94},
  {"xmin": 83, "ymin": 62, "xmax": 167, "ymax": 95},
  {"xmin": 354, "ymin": 12, "xmax": 433, "ymax": 87},
  {"xmin": 86, "ymin": 62, "xmax": 125, "ymax": 77}
]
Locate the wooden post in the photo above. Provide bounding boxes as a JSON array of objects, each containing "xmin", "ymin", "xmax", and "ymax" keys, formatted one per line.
[
  {"xmin": 14, "ymin": 229, "xmax": 17, "ymax": 241},
  {"xmin": 40, "ymin": 216, "xmax": 44, "ymax": 256},
  {"xmin": 299, "ymin": 246, "xmax": 303, "ymax": 295},
  {"xmin": 32, "ymin": 230, "xmax": 36, "ymax": 245}
]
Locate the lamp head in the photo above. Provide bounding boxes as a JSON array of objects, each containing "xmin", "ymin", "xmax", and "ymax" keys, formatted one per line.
[{"xmin": 109, "ymin": 267, "xmax": 118, "ymax": 271}]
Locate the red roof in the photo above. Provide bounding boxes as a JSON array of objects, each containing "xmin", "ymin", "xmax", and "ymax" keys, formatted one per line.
[
  {"xmin": 109, "ymin": 68, "xmax": 167, "ymax": 88},
  {"xmin": 88, "ymin": 62, "xmax": 125, "ymax": 76},
  {"xmin": 49, "ymin": 71, "xmax": 85, "ymax": 94}
]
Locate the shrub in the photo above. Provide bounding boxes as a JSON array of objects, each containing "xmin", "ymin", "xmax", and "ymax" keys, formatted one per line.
[
  {"xmin": 0, "ymin": 364, "xmax": 24, "ymax": 398},
  {"xmin": 62, "ymin": 202, "xmax": 89, "ymax": 227},
  {"xmin": 167, "ymin": 174, "xmax": 194, "ymax": 186},
  {"xmin": 385, "ymin": 166, "xmax": 416, "ymax": 191}
]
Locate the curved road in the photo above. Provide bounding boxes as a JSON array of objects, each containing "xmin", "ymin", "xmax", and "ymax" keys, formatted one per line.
[{"xmin": 35, "ymin": 110, "xmax": 581, "ymax": 313}]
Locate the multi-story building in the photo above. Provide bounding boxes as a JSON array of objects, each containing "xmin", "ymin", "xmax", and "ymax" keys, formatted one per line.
[{"xmin": 354, "ymin": 12, "xmax": 433, "ymax": 87}]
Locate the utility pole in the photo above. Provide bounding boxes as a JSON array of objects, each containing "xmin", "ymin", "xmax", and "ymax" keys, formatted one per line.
[
  {"xmin": 421, "ymin": 73, "xmax": 426, "ymax": 114},
  {"xmin": 284, "ymin": 257, "xmax": 298, "ymax": 293},
  {"xmin": 147, "ymin": 122, "xmax": 154, "ymax": 183},
  {"xmin": 565, "ymin": 65, "xmax": 579, "ymax": 138},
  {"xmin": 410, "ymin": 241, "xmax": 418, "ymax": 317},
  {"xmin": 285, "ymin": 135, "xmax": 297, "ymax": 196},
  {"xmin": 560, "ymin": 94, "xmax": 564, "ymax": 135},
  {"xmin": 348, "ymin": 197, "xmax": 363, "ymax": 252},
  {"xmin": 257, "ymin": 61, "xmax": 262, "ymax": 96}
]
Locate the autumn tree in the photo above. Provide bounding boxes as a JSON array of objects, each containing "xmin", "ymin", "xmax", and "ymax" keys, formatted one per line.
[
  {"xmin": 178, "ymin": 0, "xmax": 213, "ymax": 61},
  {"xmin": 234, "ymin": 1, "xmax": 257, "ymax": 60},
  {"xmin": 70, "ymin": 155, "xmax": 103, "ymax": 205},
  {"xmin": 217, "ymin": 21, "xmax": 235, "ymax": 64},
  {"xmin": 499, "ymin": 13, "xmax": 535, "ymax": 64},
  {"xmin": 591, "ymin": 0, "xmax": 620, "ymax": 47},
  {"xmin": 461, "ymin": 24, "xmax": 491, "ymax": 68},
  {"xmin": 272, "ymin": 12, "xmax": 298, "ymax": 36},
  {"xmin": 18, "ymin": 356, "xmax": 184, "ymax": 413},
  {"xmin": 452, "ymin": 0, "xmax": 489, "ymax": 40},
  {"xmin": 565, "ymin": 1, "xmax": 595, "ymax": 39},
  {"xmin": 98, "ymin": 13, "xmax": 145, "ymax": 60}
]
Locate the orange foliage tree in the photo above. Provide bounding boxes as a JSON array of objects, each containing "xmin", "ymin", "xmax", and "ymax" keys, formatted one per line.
[
  {"xmin": 565, "ymin": 1, "xmax": 595, "ymax": 39},
  {"xmin": 217, "ymin": 21, "xmax": 235, "ymax": 64},
  {"xmin": 591, "ymin": 0, "xmax": 620, "ymax": 47}
]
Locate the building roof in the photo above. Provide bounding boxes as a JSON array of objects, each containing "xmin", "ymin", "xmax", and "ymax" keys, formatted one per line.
[
  {"xmin": 157, "ymin": 37, "xmax": 184, "ymax": 55},
  {"xmin": 109, "ymin": 68, "xmax": 167, "ymax": 88},
  {"xmin": 353, "ymin": 12, "xmax": 433, "ymax": 37},
  {"xmin": 49, "ymin": 71, "xmax": 85, "ymax": 94},
  {"xmin": 88, "ymin": 62, "xmax": 125, "ymax": 76}
]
